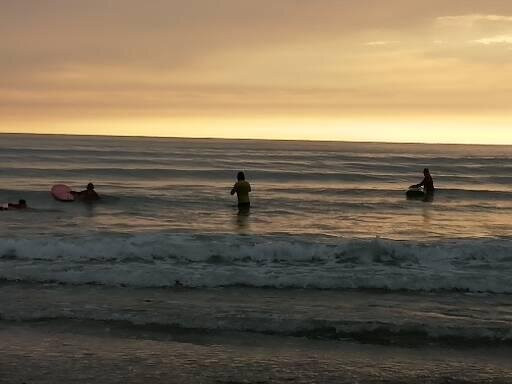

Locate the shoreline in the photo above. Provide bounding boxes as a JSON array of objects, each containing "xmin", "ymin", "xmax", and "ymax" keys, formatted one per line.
[
  {"xmin": 0, "ymin": 282, "xmax": 511, "ymax": 348},
  {"xmin": 1, "ymin": 321, "xmax": 511, "ymax": 384}
]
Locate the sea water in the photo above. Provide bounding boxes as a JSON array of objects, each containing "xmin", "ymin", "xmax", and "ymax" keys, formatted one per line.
[{"xmin": 1, "ymin": 133, "xmax": 512, "ymax": 382}]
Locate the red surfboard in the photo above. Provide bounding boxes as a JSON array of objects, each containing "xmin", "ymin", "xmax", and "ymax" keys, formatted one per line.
[{"xmin": 51, "ymin": 184, "xmax": 75, "ymax": 202}]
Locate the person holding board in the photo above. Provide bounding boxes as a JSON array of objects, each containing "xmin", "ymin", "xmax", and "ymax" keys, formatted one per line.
[
  {"xmin": 407, "ymin": 168, "xmax": 435, "ymax": 201},
  {"xmin": 410, "ymin": 168, "xmax": 435, "ymax": 195},
  {"xmin": 71, "ymin": 183, "xmax": 100, "ymax": 202},
  {"xmin": 230, "ymin": 171, "xmax": 251, "ymax": 209}
]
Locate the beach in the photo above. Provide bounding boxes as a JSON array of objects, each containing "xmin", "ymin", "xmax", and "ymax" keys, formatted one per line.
[{"xmin": 1, "ymin": 283, "xmax": 512, "ymax": 384}]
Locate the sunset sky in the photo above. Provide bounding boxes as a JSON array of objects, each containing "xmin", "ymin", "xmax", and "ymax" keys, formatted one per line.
[{"xmin": 2, "ymin": 0, "xmax": 512, "ymax": 144}]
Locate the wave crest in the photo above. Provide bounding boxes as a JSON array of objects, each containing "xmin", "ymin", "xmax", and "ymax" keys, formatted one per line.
[{"xmin": 1, "ymin": 234, "xmax": 512, "ymax": 292}]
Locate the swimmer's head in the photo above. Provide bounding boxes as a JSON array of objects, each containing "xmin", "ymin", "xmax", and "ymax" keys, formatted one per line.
[
  {"xmin": 237, "ymin": 171, "xmax": 245, "ymax": 181},
  {"xmin": 87, "ymin": 182, "xmax": 95, "ymax": 190}
]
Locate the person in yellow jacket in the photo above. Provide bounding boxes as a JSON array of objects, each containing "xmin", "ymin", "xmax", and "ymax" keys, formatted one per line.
[{"xmin": 230, "ymin": 171, "xmax": 251, "ymax": 209}]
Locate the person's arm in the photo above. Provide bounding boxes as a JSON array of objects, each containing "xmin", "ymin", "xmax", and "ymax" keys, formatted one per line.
[
  {"xmin": 410, "ymin": 177, "xmax": 426, "ymax": 189},
  {"xmin": 248, "ymin": 183, "xmax": 251, "ymax": 192},
  {"xmin": 230, "ymin": 183, "xmax": 237, "ymax": 195}
]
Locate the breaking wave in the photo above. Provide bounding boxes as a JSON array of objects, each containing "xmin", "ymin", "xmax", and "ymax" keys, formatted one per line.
[{"xmin": 1, "ymin": 234, "xmax": 512, "ymax": 293}]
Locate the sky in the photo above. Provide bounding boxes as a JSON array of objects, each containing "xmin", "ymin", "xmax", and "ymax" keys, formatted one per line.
[{"xmin": 1, "ymin": 0, "xmax": 512, "ymax": 144}]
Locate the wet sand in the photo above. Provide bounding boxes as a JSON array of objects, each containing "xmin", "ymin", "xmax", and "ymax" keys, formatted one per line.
[
  {"xmin": 1, "ymin": 282, "xmax": 512, "ymax": 383},
  {"xmin": 1, "ymin": 283, "xmax": 511, "ymax": 347},
  {"xmin": 1, "ymin": 321, "xmax": 512, "ymax": 384}
]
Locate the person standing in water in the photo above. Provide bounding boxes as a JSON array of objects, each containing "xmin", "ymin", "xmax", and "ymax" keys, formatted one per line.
[
  {"xmin": 231, "ymin": 171, "xmax": 251, "ymax": 209},
  {"xmin": 410, "ymin": 168, "xmax": 435, "ymax": 195}
]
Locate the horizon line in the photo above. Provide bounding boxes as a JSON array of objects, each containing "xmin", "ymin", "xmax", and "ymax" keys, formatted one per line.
[{"xmin": 0, "ymin": 131, "xmax": 510, "ymax": 147}]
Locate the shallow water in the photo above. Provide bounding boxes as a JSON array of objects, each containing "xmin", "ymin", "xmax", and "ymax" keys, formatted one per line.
[
  {"xmin": 1, "ymin": 134, "xmax": 512, "ymax": 292},
  {"xmin": 2, "ymin": 134, "xmax": 512, "ymax": 240}
]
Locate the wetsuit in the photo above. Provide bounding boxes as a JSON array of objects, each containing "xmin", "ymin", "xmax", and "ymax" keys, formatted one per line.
[
  {"xmin": 418, "ymin": 175, "xmax": 435, "ymax": 194},
  {"xmin": 232, "ymin": 180, "xmax": 251, "ymax": 208},
  {"xmin": 72, "ymin": 189, "xmax": 100, "ymax": 201},
  {"xmin": 8, "ymin": 203, "xmax": 26, "ymax": 209},
  {"xmin": 1, "ymin": 202, "xmax": 27, "ymax": 210}
]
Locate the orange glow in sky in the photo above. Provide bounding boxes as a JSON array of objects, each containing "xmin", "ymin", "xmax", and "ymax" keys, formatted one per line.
[{"xmin": 1, "ymin": 1, "xmax": 512, "ymax": 144}]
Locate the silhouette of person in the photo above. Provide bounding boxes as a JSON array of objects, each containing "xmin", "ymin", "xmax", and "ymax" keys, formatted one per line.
[
  {"xmin": 410, "ymin": 168, "xmax": 435, "ymax": 195},
  {"xmin": 9, "ymin": 199, "xmax": 27, "ymax": 209},
  {"xmin": 71, "ymin": 182, "xmax": 100, "ymax": 201},
  {"xmin": 0, "ymin": 199, "xmax": 27, "ymax": 210},
  {"xmin": 231, "ymin": 171, "xmax": 251, "ymax": 210}
]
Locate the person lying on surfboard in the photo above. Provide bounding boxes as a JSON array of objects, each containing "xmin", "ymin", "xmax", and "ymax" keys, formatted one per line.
[
  {"xmin": 71, "ymin": 182, "xmax": 100, "ymax": 201},
  {"xmin": 0, "ymin": 199, "xmax": 27, "ymax": 210},
  {"xmin": 410, "ymin": 168, "xmax": 435, "ymax": 195}
]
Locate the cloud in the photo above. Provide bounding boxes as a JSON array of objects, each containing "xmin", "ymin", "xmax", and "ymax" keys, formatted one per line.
[
  {"xmin": 437, "ymin": 14, "xmax": 512, "ymax": 27},
  {"xmin": 2, "ymin": 0, "xmax": 512, "ymax": 133},
  {"xmin": 472, "ymin": 34, "xmax": 512, "ymax": 44},
  {"xmin": 364, "ymin": 41, "xmax": 400, "ymax": 46}
]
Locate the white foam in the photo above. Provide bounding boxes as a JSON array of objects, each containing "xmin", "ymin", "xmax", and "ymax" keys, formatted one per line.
[{"xmin": 1, "ymin": 234, "xmax": 512, "ymax": 292}]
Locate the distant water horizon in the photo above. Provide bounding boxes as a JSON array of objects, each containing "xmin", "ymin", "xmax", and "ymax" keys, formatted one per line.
[{"xmin": 2, "ymin": 131, "xmax": 512, "ymax": 148}]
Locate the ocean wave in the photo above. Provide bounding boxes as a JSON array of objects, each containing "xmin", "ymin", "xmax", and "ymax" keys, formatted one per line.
[
  {"xmin": 2, "ymin": 299, "xmax": 511, "ymax": 347},
  {"xmin": 0, "ymin": 167, "xmax": 402, "ymax": 182},
  {"xmin": 1, "ymin": 234, "xmax": 512, "ymax": 293}
]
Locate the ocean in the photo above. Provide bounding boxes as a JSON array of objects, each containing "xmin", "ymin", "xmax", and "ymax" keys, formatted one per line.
[{"xmin": 1, "ymin": 133, "xmax": 511, "ymax": 383}]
